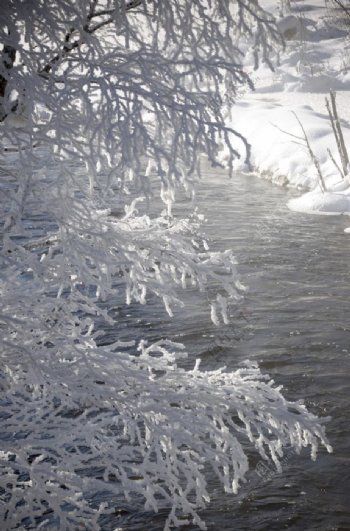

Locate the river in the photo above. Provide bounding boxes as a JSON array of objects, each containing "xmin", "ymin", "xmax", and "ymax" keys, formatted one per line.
[{"xmin": 107, "ymin": 166, "xmax": 350, "ymax": 530}]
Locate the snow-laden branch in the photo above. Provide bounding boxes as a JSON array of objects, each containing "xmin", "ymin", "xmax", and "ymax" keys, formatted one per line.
[
  {"xmin": 0, "ymin": 1, "xmax": 331, "ymax": 529},
  {"xmin": 1, "ymin": 338, "xmax": 331, "ymax": 530}
]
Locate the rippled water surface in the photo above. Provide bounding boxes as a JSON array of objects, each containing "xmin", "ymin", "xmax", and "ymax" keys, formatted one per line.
[{"xmin": 109, "ymin": 167, "xmax": 350, "ymax": 531}]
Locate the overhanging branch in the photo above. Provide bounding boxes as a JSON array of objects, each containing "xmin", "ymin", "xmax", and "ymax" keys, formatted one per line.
[{"xmin": 39, "ymin": 0, "xmax": 142, "ymax": 77}]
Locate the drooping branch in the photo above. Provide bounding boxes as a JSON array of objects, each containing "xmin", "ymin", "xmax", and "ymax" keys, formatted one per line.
[
  {"xmin": 0, "ymin": 0, "xmax": 143, "ymax": 123},
  {"xmin": 0, "ymin": 1, "xmax": 332, "ymax": 529}
]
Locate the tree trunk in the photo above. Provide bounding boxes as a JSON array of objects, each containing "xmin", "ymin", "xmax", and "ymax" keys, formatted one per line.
[{"xmin": 0, "ymin": 44, "xmax": 17, "ymax": 121}]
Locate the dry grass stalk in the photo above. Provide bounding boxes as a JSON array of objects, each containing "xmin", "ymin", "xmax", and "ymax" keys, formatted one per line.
[
  {"xmin": 327, "ymin": 147, "xmax": 346, "ymax": 180},
  {"xmin": 293, "ymin": 112, "xmax": 327, "ymax": 193},
  {"xmin": 325, "ymin": 90, "xmax": 349, "ymax": 177}
]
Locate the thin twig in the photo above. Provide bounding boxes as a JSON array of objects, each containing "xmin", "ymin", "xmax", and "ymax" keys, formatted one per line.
[
  {"xmin": 327, "ymin": 147, "xmax": 346, "ymax": 179},
  {"xmin": 271, "ymin": 122, "xmax": 304, "ymax": 141},
  {"xmin": 292, "ymin": 111, "xmax": 326, "ymax": 193},
  {"xmin": 332, "ymin": 0, "xmax": 350, "ymax": 20},
  {"xmin": 325, "ymin": 96, "xmax": 340, "ymax": 159},
  {"xmin": 329, "ymin": 90, "xmax": 349, "ymax": 175}
]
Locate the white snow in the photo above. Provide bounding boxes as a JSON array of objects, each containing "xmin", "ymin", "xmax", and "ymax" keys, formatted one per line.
[{"xmin": 225, "ymin": 0, "xmax": 350, "ymax": 216}]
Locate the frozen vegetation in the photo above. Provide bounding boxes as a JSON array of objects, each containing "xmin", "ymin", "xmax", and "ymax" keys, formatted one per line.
[{"xmin": 0, "ymin": 1, "xmax": 337, "ymax": 530}]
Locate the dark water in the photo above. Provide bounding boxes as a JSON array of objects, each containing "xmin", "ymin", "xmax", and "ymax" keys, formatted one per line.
[{"xmin": 110, "ymin": 167, "xmax": 350, "ymax": 531}]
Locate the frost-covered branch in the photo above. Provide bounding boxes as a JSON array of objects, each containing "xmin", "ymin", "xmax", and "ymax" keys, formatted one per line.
[
  {"xmin": 1, "ymin": 339, "xmax": 331, "ymax": 530},
  {"xmin": 0, "ymin": 1, "xmax": 331, "ymax": 529}
]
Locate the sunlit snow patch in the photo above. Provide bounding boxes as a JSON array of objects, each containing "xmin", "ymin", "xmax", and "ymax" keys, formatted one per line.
[{"xmin": 288, "ymin": 189, "xmax": 350, "ymax": 215}]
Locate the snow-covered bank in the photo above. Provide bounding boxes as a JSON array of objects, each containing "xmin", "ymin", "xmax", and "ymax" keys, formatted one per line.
[{"xmin": 226, "ymin": 0, "xmax": 350, "ymax": 216}]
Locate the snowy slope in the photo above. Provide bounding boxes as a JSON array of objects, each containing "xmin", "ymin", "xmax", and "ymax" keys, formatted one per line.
[{"xmin": 226, "ymin": 0, "xmax": 350, "ymax": 216}]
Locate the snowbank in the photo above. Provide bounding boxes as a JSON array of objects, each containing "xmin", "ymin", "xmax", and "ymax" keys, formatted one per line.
[{"xmin": 225, "ymin": 0, "xmax": 350, "ymax": 216}]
